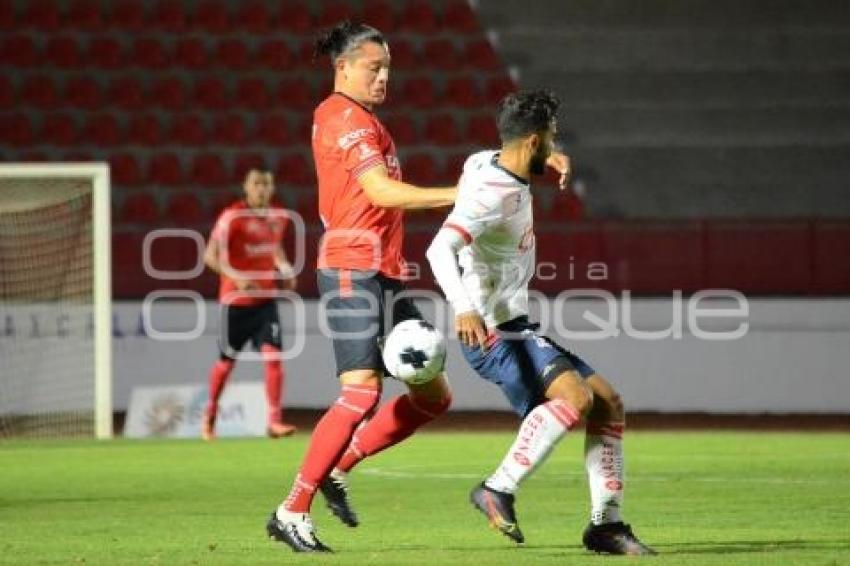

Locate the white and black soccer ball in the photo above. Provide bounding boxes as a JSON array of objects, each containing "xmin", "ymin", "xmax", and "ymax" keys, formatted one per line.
[{"xmin": 382, "ymin": 319, "xmax": 446, "ymax": 385}]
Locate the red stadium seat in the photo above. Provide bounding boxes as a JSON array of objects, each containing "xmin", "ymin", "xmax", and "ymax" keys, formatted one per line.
[
  {"xmin": 444, "ymin": 0, "xmax": 479, "ymax": 33},
  {"xmin": 0, "ymin": 113, "xmax": 34, "ymax": 146},
  {"xmin": 276, "ymin": 78, "xmax": 313, "ymax": 109},
  {"xmin": 278, "ymin": 0, "xmax": 311, "ymax": 33},
  {"xmin": 127, "ymin": 113, "xmax": 161, "ymax": 146},
  {"xmin": 193, "ymin": 0, "xmax": 229, "ymax": 33},
  {"xmin": 130, "ymin": 37, "xmax": 167, "ymax": 69},
  {"xmin": 399, "ymin": 0, "xmax": 438, "ymax": 33},
  {"xmin": 17, "ymin": 150, "xmax": 49, "ymax": 161},
  {"xmin": 291, "ymin": 115, "xmax": 313, "ymax": 144},
  {"xmin": 387, "ymin": 38, "xmax": 417, "ymax": 70},
  {"xmin": 87, "ymin": 36, "xmax": 123, "ymax": 69},
  {"xmin": 275, "ymin": 154, "xmax": 313, "ymax": 187},
  {"xmin": 362, "ymin": 0, "xmax": 395, "ymax": 30},
  {"xmin": 232, "ymin": 153, "xmax": 267, "ymax": 182},
  {"xmin": 235, "ymin": 77, "xmax": 271, "ymax": 110},
  {"xmin": 533, "ymin": 224, "xmax": 606, "ymax": 293},
  {"xmin": 107, "ymin": 76, "xmax": 144, "ymax": 110},
  {"xmin": 465, "ymin": 39, "xmax": 501, "ymax": 70},
  {"xmin": 444, "ymin": 76, "xmax": 483, "ymax": 108},
  {"xmin": 193, "ymin": 77, "xmax": 228, "ymax": 110},
  {"xmin": 425, "ymin": 113, "xmax": 462, "ymax": 146},
  {"xmin": 147, "ymin": 152, "xmax": 184, "ymax": 186},
  {"xmin": 467, "ymin": 113, "xmax": 500, "ymax": 146},
  {"xmin": 109, "ymin": 0, "xmax": 145, "ymax": 30},
  {"xmin": 287, "ymin": 189, "xmax": 320, "ymax": 225},
  {"xmin": 41, "ymin": 113, "xmax": 78, "ymax": 146},
  {"xmin": 150, "ymin": 0, "xmax": 185, "ymax": 31},
  {"xmin": 256, "ymin": 114, "xmax": 291, "ymax": 145},
  {"xmin": 423, "ymin": 39, "xmax": 460, "ymax": 71},
  {"xmin": 67, "ymin": 0, "xmax": 102, "ymax": 29},
  {"xmin": 166, "ymin": 192, "xmax": 206, "ymax": 225},
  {"xmin": 22, "ymin": 0, "xmax": 60, "ymax": 30},
  {"xmin": 150, "ymin": 76, "xmax": 186, "ymax": 110},
  {"xmin": 64, "ymin": 76, "xmax": 101, "ymax": 109},
  {"xmin": 168, "ymin": 114, "xmax": 206, "ymax": 145},
  {"xmin": 485, "ymin": 75, "xmax": 516, "ymax": 104},
  {"xmin": 442, "ymin": 152, "xmax": 468, "ymax": 182},
  {"xmin": 1, "ymin": 35, "xmax": 39, "ymax": 67},
  {"xmin": 235, "ymin": 0, "xmax": 273, "ymax": 33},
  {"xmin": 384, "ymin": 114, "xmax": 419, "ymax": 145},
  {"xmin": 45, "ymin": 36, "xmax": 82, "ymax": 69},
  {"xmin": 0, "ymin": 76, "xmax": 13, "ymax": 109},
  {"xmin": 0, "ymin": 0, "xmax": 13, "ymax": 29},
  {"xmin": 190, "ymin": 153, "xmax": 229, "ymax": 187},
  {"xmin": 400, "ymin": 76, "xmax": 436, "ymax": 108},
  {"xmin": 212, "ymin": 114, "xmax": 247, "ymax": 145},
  {"xmin": 318, "ymin": 1, "xmax": 355, "ymax": 26},
  {"xmin": 20, "ymin": 75, "xmax": 58, "ymax": 109},
  {"xmin": 214, "ymin": 38, "xmax": 249, "ymax": 69},
  {"xmin": 109, "ymin": 153, "xmax": 143, "ymax": 186},
  {"xmin": 83, "ymin": 113, "xmax": 121, "ymax": 146},
  {"xmin": 120, "ymin": 192, "xmax": 160, "ymax": 224},
  {"xmin": 257, "ymin": 39, "xmax": 293, "ymax": 70},
  {"xmin": 404, "ymin": 153, "xmax": 439, "ymax": 185},
  {"xmin": 174, "ymin": 37, "xmax": 208, "ymax": 69},
  {"xmin": 813, "ymin": 221, "xmax": 850, "ymax": 293}
]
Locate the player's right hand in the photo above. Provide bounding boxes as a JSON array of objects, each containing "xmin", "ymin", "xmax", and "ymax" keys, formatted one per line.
[{"xmin": 456, "ymin": 311, "xmax": 489, "ymax": 351}]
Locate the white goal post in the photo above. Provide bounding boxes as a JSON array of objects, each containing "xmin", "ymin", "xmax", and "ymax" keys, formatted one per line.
[{"xmin": 0, "ymin": 163, "xmax": 112, "ymax": 439}]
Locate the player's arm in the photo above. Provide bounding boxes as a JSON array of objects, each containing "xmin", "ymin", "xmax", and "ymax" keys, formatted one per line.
[
  {"xmin": 358, "ymin": 165, "xmax": 456, "ymax": 210},
  {"xmin": 546, "ymin": 150, "xmax": 572, "ymax": 190},
  {"xmin": 204, "ymin": 225, "xmax": 254, "ymax": 290},
  {"xmin": 273, "ymin": 245, "xmax": 297, "ymax": 291}
]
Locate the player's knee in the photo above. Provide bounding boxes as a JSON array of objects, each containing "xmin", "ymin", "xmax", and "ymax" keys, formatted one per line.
[
  {"xmin": 610, "ymin": 391, "xmax": 625, "ymax": 420},
  {"xmin": 573, "ymin": 382, "xmax": 595, "ymax": 416},
  {"xmin": 410, "ymin": 389, "xmax": 452, "ymax": 419}
]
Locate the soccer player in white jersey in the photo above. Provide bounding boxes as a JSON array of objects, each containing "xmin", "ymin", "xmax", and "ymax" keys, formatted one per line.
[{"xmin": 426, "ymin": 90, "xmax": 655, "ymax": 555}]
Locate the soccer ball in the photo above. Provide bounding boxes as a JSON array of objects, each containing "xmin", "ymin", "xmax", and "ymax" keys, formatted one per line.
[{"xmin": 382, "ymin": 319, "xmax": 446, "ymax": 385}]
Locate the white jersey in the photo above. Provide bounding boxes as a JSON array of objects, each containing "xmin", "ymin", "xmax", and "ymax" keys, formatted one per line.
[{"xmin": 441, "ymin": 150, "xmax": 535, "ymax": 327}]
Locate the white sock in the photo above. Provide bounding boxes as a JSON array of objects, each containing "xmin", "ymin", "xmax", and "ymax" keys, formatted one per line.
[
  {"xmin": 585, "ymin": 422, "xmax": 625, "ymax": 525},
  {"xmin": 485, "ymin": 399, "xmax": 581, "ymax": 494}
]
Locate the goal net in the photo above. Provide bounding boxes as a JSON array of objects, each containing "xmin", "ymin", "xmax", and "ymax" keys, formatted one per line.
[{"xmin": 0, "ymin": 164, "xmax": 112, "ymax": 439}]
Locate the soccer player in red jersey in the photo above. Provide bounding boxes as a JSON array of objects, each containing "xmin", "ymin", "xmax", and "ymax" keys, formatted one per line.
[
  {"xmin": 265, "ymin": 22, "xmax": 457, "ymax": 552},
  {"xmin": 202, "ymin": 169, "xmax": 298, "ymax": 441}
]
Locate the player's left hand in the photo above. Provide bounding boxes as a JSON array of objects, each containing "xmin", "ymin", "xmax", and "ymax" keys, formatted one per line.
[
  {"xmin": 546, "ymin": 152, "xmax": 571, "ymax": 190},
  {"xmin": 279, "ymin": 277, "xmax": 298, "ymax": 291}
]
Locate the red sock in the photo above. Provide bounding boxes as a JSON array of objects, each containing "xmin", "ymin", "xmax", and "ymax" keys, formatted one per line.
[
  {"xmin": 261, "ymin": 345, "xmax": 285, "ymax": 425},
  {"xmin": 336, "ymin": 393, "xmax": 451, "ymax": 473},
  {"xmin": 284, "ymin": 383, "xmax": 380, "ymax": 513},
  {"xmin": 205, "ymin": 358, "xmax": 235, "ymax": 416}
]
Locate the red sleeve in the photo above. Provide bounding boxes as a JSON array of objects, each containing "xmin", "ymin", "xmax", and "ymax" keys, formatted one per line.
[{"xmin": 335, "ymin": 113, "xmax": 385, "ymax": 178}]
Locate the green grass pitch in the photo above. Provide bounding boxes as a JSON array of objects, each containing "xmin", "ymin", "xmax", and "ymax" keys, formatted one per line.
[{"xmin": 1, "ymin": 432, "xmax": 848, "ymax": 565}]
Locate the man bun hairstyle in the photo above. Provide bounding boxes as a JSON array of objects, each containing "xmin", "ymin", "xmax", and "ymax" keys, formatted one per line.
[
  {"xmin": 314, "ymin": 21, "xmax": 385, "ymax": 63},
  {"xmin": 497, "ymin": 89, "xmax": 561, "ymax": 143}
]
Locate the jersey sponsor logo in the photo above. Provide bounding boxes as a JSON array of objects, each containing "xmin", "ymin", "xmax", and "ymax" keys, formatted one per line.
[
  {"xmin": 385, "ymin": 154, "xmax": 400, "ymax": 171},
  {"xmin": 338, "ymin": 127, "xmax": 372, "ymax": 149}
]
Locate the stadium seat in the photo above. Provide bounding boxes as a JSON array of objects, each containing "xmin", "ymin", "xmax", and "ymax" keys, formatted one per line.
[
  {"xmin": 147, "ymin": 152, "xmax": 184, "ymax": 186},
  {"xmin": 0, "ymin": 76, "xmax": 12, "ymax": 109},
  {"xmin": 193, "ymin": 77, "xmax": 228, "ymax": 110},
  {"xmin": 1, "ymin": 35, "xmax": 39, "ymax": 67},
  {"xmin": 41, "ymin": 113, "xmax": 78, "ymax": 145},
  {"xmin": 813, "ymin": 221, "xmax": 850, "ymax": 293},
  {"xmin": 278, "ymin": 0, "xmax": 311, "ymax": 33},
  {"xmin": 87, "ymin": 36, "xmax": 123, "ymax": 69},
  {"xmin": 275, "ymin": 78, "xmax": 313, "ymax": 109},
  {"xmin": 109, "ymin": 153, "xmax": 143, "ymax": 186},
  {"xmin": 62, "ymin": 150, "xmax": 92, "ymax": 162},
  {"xmin": 168, "ymin": 114, "xmax": 206, "ymax": 145},
  {"xmin": 425, "ymin": 113, "xmax": 462, "ymax": 146},
  {"xmin": 399, "ymin": 0, "xmax": 438, "ymax": 33},
  {"xmin": 274, "ymin": 154, "xmax": 313, "ymax": 187},
  {"xmin": 64, "ymin": 76, "xmax": 101, "ymax": 109},
  {"xmin": 17, "ymin": 150, "xmax": 49, "ymax": 162},
  {"xmin": 20, "ymin": 75, "xmax": 58, "ymax": 109},
  {"xmin": 256, "ymin": 39, "xmax": 293, "ymax": 70},
  {"xmin": 235, "ymin": 77, "xmax": 271, "ymax": 110},
  {"xmin": 318, "ymin": 1, "xmax": 355, "ymax": 27},
  {"xmin": 401, "ymin": 76, "xmax": 437, "ymax": 108},
  {"xmin": 465, "ymin": 39, "xmax": 500, "ymax": 70},
  {"xmin": 485, "ymin": 75, "xmax": 516, "ymax": 105},
  {"xmin": 467, "ymin": 113, "xmax": 500, "ymax": 146},
  {"xmin": 295, "ymin": 38, "xmax": 317, "ymax": 68},
  {"xmin": 192, "ymin": 0, "xmax": 229, "ymax": 33},
  {"xmin": 67, "ymin": 0, "xmax": 102, "ymax": 29},
  {"xmin": 384, "ymin": 114, "xmax": 419, "ymax": 145},
  {"xmin": 404, "ymin": 153, "xmax": 439, "ymax": 185},
  {"xmin": 423, "ymin": 39, "xmax": 460, "ymax": 71},
  {"xmin": 44, "ymin": 36, "xmax": 82, "ymax": 69},
  {"xmin": 130, "ymin": 37, "xmax": 168, "ymax": 69},
  {"xmin": 362, "ymin": 0, "xmax": 395, "ymax": 30},
  {"xmin": 83, "ymin": 113, "xmax": 121, "ymax": 146},
  {"xmin": 107, "ymin": 77, "xmax": 144, "ymax": 109},
  {"xmin": 0, "ymin": 0, "xmax": 13, "ymax": 29},
  {"xmin": 256, "ymin": 114, "xmax": 291, "ymax": 145},
  {"xmin": 388, "ymin": 38, "xmax": 417, "ymax": 70},
  {"xmin": 444, "ymin": 76, "xmax": 483, "ymax": 108},
  {"xmin": 444, "ymin": 0, "xmax": 479, "ymax": 33},
  {"xmin": 232, "ymin": 153, "xmax": 267, "ymax": 182},
  {"xmin": 533, "ymin": 225, "xmax": 606, "ymax": 293},
  {"xmin": 442, "ymin": 152, "xmax": 468, "ymax": 182},
  {"xmin": 150, "ymin": 76, "xmax": 186, "ymax": 110},
  {"xmin": 127, "ymin": 113, "xmax": 161, "ymax": 146},
  {"xmin": 235, "ymin": 0, "xmax": 273, "ymax": 33},
  {"xmin": 287, "ymin": 189, "xmax": 320, "ymax": 225},
  {"xmin": 120, "ymin": 192, "xmax": 160, "ymax": 224},
  {"xmin": 166, "ymin": 192, "xmax": 206, "ymax": 225},
  {"xmin": 214, "ymin": 38, "xmax": 249, "ymax": 69},
  {"xmin": 109, "ymin": 0, "xmax": 145, "ymax": 30},
  {"xmin": 212, "ymin": 114, "xmax": 247, "ymax": 145},
  {"xmin": 291, "ymin": 115, "xmax": 313, "ymax": 144},
  {"xmin": 174, "ymin": 37, "xmax": 208, "ymax": 69},
  {"xmin": 190, "ymin": 153, "xmax": 229, "ymax": 187},
  {"xmin": 150, "ymin": 0, "xmax": 185, "ymax": 31},
  {"xmin": 0, "ymin": 113, "xmax": 34, "ymax": 146},
  {"xmin": 22, "ymin": 0, "xmax": 60, "ymax": 30}
]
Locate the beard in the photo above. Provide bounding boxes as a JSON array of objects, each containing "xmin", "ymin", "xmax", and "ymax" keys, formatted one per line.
[{"xmin": 530, "ymin": 148, "xmax": 548, "ymax": 176}]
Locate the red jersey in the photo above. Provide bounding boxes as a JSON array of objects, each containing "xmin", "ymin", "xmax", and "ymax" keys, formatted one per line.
[
  {"xmin": 210, "ymin": 200, "xmax": 288, "ymax": 306},
  {"xmin": 313, "ymin": 92, "xmax": 406, "ymax": 279}
]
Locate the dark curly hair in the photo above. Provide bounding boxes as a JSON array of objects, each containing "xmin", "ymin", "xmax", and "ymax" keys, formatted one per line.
[
  {"xmin": 497, "ymin": 89, "xmax": 560, "ymax": 143},
  {"xmin": 314, "ymin": 21, "xmax": 386, "ymax": 63}
]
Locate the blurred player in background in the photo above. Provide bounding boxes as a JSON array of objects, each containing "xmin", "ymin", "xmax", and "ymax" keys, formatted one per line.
[
  {"xmin": 265, "ymin": 22, "xmax": 458, "ymax": 553},
  {"xmin": 426, "ymin": 91, "xmax": 655, "ymax": 555},
  {"xmin": 202, "ymin": 169, "xmax": 298, "ymax": 441}
]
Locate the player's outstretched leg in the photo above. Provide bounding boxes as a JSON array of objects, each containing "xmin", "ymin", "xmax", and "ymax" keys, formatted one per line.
[
  {"xmin": 318, "ymin": 470, "xmax": 358, "ymax": 527},
  {"xmin": 266, "ymin": 508, "xmax": 332, "ymax": 553},
  {"xmin": 469, "ymin": 482, "xmax": 524, "ymax": 543}
]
